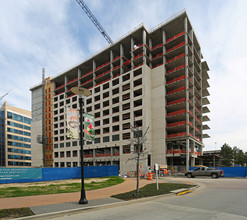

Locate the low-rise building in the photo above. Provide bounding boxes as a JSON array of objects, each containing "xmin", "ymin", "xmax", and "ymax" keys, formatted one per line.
[{"xmin": 0, "ymin": 102, "xmax": 32, "ymax": 167}]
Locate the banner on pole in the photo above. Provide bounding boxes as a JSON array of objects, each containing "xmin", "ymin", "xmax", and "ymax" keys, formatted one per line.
[
  {"xmin": 66, "ymin": 107, "xmax": 79, "ymax": 139},
  {"xmin": 84, "ymin": 113, "xmax": 95, "ymax": 142}
]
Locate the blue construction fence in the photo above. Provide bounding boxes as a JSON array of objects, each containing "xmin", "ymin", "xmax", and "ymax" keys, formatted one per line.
[
  {"xmin": 0, "ymin": 165, "xmax": 119, "ymax": 184},
  {"xmin": 190, "ymin": 167, "xmax": 247, "ymax": 177}
]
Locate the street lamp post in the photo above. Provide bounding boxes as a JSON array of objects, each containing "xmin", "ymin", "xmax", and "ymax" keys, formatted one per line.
[{"xmin": 71, "ymin": 87, "xmax": 91, "ymax": 204}]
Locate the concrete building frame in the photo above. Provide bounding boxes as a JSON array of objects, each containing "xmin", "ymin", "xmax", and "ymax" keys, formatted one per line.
[{"xmin": 30, "ymin": 10, "xmax": 210, "ymax": 174}]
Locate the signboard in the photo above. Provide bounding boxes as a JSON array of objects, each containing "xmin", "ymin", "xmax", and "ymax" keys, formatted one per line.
[
  {"xmin": 66, "ymin": 107, "xmax": 79, "ymax": 139},
  {"xmin": 0, "ymin": 168, "xmax": 42, "ymax": 180},
  {"xmin": 160, "ymin": 164, "xmax": 167, "ymax": 169},
  {"xmin": 84, "ymin": 113, "xmax": 95, "ymax": 142}
]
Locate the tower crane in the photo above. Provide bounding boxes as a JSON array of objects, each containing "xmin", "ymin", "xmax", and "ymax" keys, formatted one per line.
[
  {"xmin": 0, "ymin": 89, "xmax": 12, "ymax": 101},
  {"xmin": 75, "ymin": 0, "xmax": 113, "ymax": 45}
]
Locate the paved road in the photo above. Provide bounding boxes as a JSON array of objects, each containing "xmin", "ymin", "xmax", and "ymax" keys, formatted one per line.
[{"xmin": 49, "ymin": 177, "xmax": 247, "ymax": 220}]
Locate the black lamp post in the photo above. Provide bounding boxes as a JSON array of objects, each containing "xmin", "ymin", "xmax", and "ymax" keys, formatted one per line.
[{"xmin": 71, "ymin": 87, "xmax": 91, "ymax": 204}]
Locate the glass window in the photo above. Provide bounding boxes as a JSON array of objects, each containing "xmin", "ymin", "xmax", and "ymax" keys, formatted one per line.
[
  {"xmin": 112, "ymin": 135, "xmax": 119, "ymax": 141},
  {"xmin": 66, "ymin": 151, "xmax": 71, "ymax": 157},
  {"xmin": 7, "ymin": 112, "xmax": 12, "ymax": 119},
  {"xmin": 103, "ymin": 136, "xmax": 109, "ymax": 143},
  {"xmin": 123, "ymin": 145, "xmax": 131, "ymax": 154},
  {"xmin": 73, "ymin": 150, "xmax": 78, "ymax": 157},
  {"xmin": 95, "ymin": 138, "xmax": 100, "ymax": 143}
]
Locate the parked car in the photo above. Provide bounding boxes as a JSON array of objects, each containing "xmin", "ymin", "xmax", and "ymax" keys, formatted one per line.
[{"xmin": 185, "ymin": 166, "xmax": 224, "ymax": 178}]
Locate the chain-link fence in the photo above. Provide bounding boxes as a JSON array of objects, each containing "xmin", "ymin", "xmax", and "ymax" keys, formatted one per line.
[{"xmin": 167, "ymin": 166, "xmax": 186, "ymax": 176}]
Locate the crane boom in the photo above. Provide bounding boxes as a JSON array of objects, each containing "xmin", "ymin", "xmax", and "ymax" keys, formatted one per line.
[
  {"xmin": 0, "ymin": 89, "xmax": 12, "ymax": 101},
  {"xmin": 75, "ymin": 0, "xmax": 113, "ymax": 45}
]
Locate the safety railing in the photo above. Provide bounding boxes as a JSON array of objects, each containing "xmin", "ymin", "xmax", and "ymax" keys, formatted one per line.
[
  {"xmin": 167, "ymin": 109, "xmax": 186, "ymax": 117},
  {"xmin": 166, "ymin": 52, "xmax": 185, "ymax": 64},
  {"xmin": 167, "ymin": 86, "xmax": 186, "ymax": 95},
  {"xmin": 166, "ymin": 31, "xmax": 185, "ymax": 43},
  {"xmin": 166, "ymin": 75, "xmax": 185, "ymax": 85},
  {"xmin": 166, "ymin": 64, "xmax": 185, "ymax": 74},
  {"xmin": 167, "ymin": 97, "xmax": 186, "ymax": 106}
]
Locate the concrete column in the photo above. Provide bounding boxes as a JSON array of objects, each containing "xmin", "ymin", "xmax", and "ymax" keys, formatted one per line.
[
  {"xmin": 198, "ymin": 48, "xmax": 203, "ymax": 141},
  {"xmin": 191, "ymin": 140, "xmax": 195, "ymax": 166},
  {"xmin": 162, "ymin": 29, "xmax": 168, "ymax": 165},
  {"xmin": 186, "ymin": 139, "xmax": 190, "ymax": 171},
  {"xmin": 64, "ymin": 76, "xmax": 68, "ymax": 97},
  {"xmin": 148, "ymin": 39, "xmax": 152, "ymax": 68},
  {"xmin": 110, "ymin": 50, "xmax": 113, "ymax": 78},
  {"xmin": 78, "ymin": 68, "xmax": 81, "ymax": 86},
  {"xmin": 184, "ymin": 17, "xmax": 189, "ymax": 136},
  {"xmin": 120, "ymin": 44, "xmax": 124, "ymax": 74},
  {"xmin": 162, "ymin": 30, "xmax": 166, "ymax": 67},
  {"xmin": 185, "ymin": 17, "xmax": 190, "ymax": 172},
  {"xmin": 190, "ymin": 29, "xmax": 196, "ymax": 138},
  {"xmin": 93, "ymin": 60, "xmax": 96, "ymax": 87},
  {"xmin": 131, "ymin": 37, "xmax": 134, "ymax": 70},
  {"xmin": 93, "ymin": 148, "xmax": 96, "ymax": 166},
  {"xmin": 110, "ymin": 147, "xmax": 113, "ymax": 165},
  {"xmin": 142, "ymin": 29, "xmax": 147, "ymax": 65}
]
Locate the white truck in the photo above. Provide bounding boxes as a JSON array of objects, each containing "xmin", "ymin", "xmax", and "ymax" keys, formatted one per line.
[{"xmin": 185, "ymin": 167, "xmax": 224, "ymax": 178}]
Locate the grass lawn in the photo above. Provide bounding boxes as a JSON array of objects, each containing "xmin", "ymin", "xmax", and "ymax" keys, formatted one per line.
[
  {"xmin": 112, "ymin": 183, "xmax": 194, "ymax": 200},
  {"xmin": 0, "ymin": 208, "xmax": 34, "ymax": 218},
  {"xmin": 0, "ymin": 176, "xmax": 124, "ymax": 199},
  {"xmin": 0, "ymin": 176, "xmax": 124, "ymax": 218}
]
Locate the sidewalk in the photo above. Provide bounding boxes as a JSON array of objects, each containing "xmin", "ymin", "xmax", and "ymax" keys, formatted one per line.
[
  {"xmin": 0, "ymin": 177, "xmax": 195, "ymax": 217},
  {"xmin": 0, "ymin": 178, "xmax": 165, "ymax": 210}
]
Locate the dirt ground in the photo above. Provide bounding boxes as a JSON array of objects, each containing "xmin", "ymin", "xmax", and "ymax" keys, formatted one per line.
[{"xmin": 0, "ymin": 178, "xmax": 109, "ymax": 188}]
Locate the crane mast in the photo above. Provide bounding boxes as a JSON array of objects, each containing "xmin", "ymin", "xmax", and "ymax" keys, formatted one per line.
[{"xmin": 75, "ymin": 0, "xmax": 113, "ymax": 45}]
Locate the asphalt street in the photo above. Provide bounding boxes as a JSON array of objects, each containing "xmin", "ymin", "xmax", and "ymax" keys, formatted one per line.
[{"xmin": 48, "ymin": 177, "xmax": 247, "ymax": 220}]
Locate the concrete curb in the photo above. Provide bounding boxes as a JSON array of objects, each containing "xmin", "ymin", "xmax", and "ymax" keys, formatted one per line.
[
  {"xmin": 17, "ymin": 183, "xmax": 203, "ymax": 220},
  {"xmin": 17, "ymin": 193, "xmax": 174, "ymax": 220}
]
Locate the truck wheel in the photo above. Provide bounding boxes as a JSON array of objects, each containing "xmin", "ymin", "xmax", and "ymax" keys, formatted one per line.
[
  {"xmin": 187, "ymin": 173, "xmax": 192, "ymax": 178},
  {"xmin": 211, "ymin": 173, "xmax": 218, "ymax": 179}
]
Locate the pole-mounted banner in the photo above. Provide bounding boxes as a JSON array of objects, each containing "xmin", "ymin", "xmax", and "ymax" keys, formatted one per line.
[
  {"xmin": 66, "ymin": 107, "xmax": 79, "ymax": 139},
  {"xmin": 84, "ymin": 113, "xmax": 95, "ymax": 142}
]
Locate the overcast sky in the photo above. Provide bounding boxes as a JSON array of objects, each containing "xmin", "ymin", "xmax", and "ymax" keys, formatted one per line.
[{"xmin": 0, "ymin": 0, "xmax": 247, "ymax": 152}]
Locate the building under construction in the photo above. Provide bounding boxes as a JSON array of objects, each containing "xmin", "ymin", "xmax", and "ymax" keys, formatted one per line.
[{"xmin": 30, "ymin": 10, "xmax": 210, "ymax": 174}]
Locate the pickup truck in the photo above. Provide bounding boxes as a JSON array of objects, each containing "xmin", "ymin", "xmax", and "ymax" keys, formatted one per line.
[{"xmin": 185, "ymin": 167, "xmax": 224, "ymax": 178}]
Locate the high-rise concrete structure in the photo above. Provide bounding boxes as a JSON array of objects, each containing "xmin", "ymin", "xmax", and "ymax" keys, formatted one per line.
[
  {"xmin": 0, "ymin": 102, "xmax": 32, "ymax": 167},
  {"xmin": 30, "ymin": 10, "xmax": 210, "ymax": 173}
]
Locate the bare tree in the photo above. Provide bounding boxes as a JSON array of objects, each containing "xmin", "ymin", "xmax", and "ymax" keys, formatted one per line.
[{"xmin": 126, "ymin": 122, "xmax": 150, "ymax": 196}]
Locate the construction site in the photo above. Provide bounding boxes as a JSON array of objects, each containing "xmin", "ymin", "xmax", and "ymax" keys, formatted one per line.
[{"xmin": 30, "ymin": 5, "xmax": 210, "ymax": 174}]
